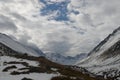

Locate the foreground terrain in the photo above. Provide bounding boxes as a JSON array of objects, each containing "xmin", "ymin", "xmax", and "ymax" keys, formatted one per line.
[{"xmin": 0, "ymin": 53, "xmax": 106, "ymax": 80}]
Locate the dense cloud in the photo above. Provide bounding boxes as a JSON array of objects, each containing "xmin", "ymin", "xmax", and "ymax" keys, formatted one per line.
[
  {"xmin": 0, "ymin": 0, "xmax": 120, "ymax": 56},
  {"xmin": 0, "ymin": 15, "xmax": 17, "ymax": 32}
]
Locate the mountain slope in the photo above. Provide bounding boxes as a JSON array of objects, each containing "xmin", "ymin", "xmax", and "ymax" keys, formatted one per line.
[
  {"xmin": 0, "ymin": 33, "xmax": 43, "ymax": 56},
  {"xmin": 77, "ymin": 27, "xmax": 120, "ymax": 80},
  {"xmin": 88, "ymin": 27, "xmax": 120, "ymax": 56}
]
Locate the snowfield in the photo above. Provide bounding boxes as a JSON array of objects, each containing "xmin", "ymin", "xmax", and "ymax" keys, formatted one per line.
[
  {"xmin": 0, "ymin": 73, "xmax": 56, "ymax": 80},
  {"xmin": 0, "ymin": 56, "xmax": 57, "ymax": 80}
]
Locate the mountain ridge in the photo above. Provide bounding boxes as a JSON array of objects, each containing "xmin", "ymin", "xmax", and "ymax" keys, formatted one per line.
[
  {"xmin": 76, "ymin": 26, "xmax": 120, "ymax": 80},
  {"xmin": 88, "ymin": 26, "xmax": 120, "ymax": 56},
  {"xmin": 0, "ymin": 33, "xmax": 44, "ymax": 56}
]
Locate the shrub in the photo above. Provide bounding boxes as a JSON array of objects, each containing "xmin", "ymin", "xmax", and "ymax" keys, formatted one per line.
[
  {"xmin": 51, "ymin": 76, "xmax": 83, "ymax": 80},
  {"xmin": 2, "ymin": 65, "xmax": 17, "ymax": 72},
  {"xmin": 22, "ymin": 77, "xmax": 33, "ymax": 80}
]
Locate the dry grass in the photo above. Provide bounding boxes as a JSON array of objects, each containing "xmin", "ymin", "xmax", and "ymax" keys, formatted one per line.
[{"xmin": 6, "ymin": 53, "xmax": 110, "ymax": 80}]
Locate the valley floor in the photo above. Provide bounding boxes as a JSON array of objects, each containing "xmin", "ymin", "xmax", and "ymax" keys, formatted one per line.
[{"xmin": 0, "ymin": 54, "xmax": 111, "ymax": 80}]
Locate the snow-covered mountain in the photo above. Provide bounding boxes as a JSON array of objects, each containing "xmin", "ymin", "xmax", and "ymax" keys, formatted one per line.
[
  {"xmin": 0, "ymin": 33, "xmax": 44, "ymax": 56},
  {"xmin": 77, "ymin": 27, "xmax": 120, "ymax": 79},
  {"xmin": 46, "ymin": 53, "xmax": 87, "ymax": 65}
]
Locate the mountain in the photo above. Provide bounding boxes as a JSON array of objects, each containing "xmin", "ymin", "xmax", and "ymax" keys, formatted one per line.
[
  {"xmin": 0, "ymin": 35, "xmax": 106, "ymax": 80},
  {"xmin": 77, "ymin": 27, "xmax": 120, "ymax": 80},
  {"xmin": 0, "ymin": 33, "xmax": 44, "ymax": 56},
  {"xmin": 46, "ymin": 53, "xmax": 87, "ymax": 65},
  {"xmin": 0, "ymin": 33, "xmax": 87, "ymax": 65}
]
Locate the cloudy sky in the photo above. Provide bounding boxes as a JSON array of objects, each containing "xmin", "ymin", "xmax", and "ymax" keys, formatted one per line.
[{"xmin": 0, "ymin": 0, "xmax": 120, "ymax": 56}]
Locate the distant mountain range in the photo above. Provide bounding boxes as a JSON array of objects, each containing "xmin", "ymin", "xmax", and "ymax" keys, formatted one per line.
[{"xmin": 46, "ymin": 53, "xmax": 87, "ymax": 65}]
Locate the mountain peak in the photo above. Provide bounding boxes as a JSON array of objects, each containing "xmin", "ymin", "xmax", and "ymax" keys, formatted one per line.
[{"xmin": 88, "ymin": 26, "xmax": 120, "ymax": 56}]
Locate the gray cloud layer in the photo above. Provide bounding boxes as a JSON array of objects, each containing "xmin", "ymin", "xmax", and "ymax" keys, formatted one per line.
[
  {"xmin": 0, "ymin": 0, "xmax": 120, "ymax": 56},
  {"xmin": 0, "ymin": 15, "xmax": 17, "ymax": 32}
]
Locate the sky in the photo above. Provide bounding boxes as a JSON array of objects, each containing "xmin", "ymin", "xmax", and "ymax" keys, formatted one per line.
[{"xmin": 0, "ymin": 0, "xmax": 120, "ymax": 56}]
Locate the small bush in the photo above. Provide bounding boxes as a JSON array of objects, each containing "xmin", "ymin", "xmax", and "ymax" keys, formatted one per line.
[
  {"xmin": 5, "ymin": 61, "xmax": 29, "ymax": 67},
  {"xmin": 22, "ymin": 77, "xmax": 33, "ymax": 80},
  {"xmin": 51, "ymin": 76, "xmax": 83, "ymax": 80},
  {"xmin": 2, "ymin": 65, "xmax": 17, "ymax": 72},
  {"xmin": 10, "ymin": 71, "xmax": 21, "ymax": 75}
]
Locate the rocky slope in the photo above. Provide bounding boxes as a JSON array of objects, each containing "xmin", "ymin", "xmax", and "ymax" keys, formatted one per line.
[
  {"xmin": 0, "ymin": 33, "xmax": 44, "ymax": 56},
  {"xmin": 77, "ymin": 27, "xmax": 120, "ymax": 80}
]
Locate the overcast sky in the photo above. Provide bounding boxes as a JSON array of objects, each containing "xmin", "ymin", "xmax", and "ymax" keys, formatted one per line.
[{"xmin": 0, "ymin": 0, "xmax": 120, "ymax": 56}]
